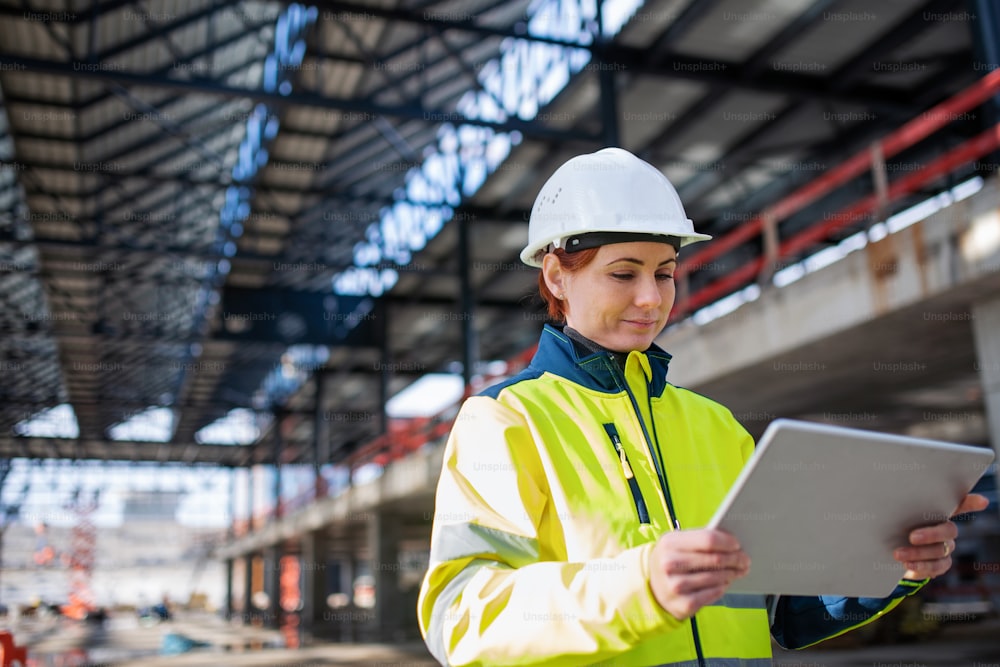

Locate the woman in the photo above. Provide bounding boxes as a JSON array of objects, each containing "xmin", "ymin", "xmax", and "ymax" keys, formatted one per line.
[{"xmin": 417, "ymin": 148, "xmax": 986, "ymax": 666}]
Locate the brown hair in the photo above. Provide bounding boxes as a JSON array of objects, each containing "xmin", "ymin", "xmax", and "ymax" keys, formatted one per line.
[{"xmin": 537, "ymin": 247, "xmax": 600, "ymax": 321}]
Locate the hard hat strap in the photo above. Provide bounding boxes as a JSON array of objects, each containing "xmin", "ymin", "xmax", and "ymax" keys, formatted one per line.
[{"xmin": 562, "ymin": 232, "xmax": 681, "ymax": 254}]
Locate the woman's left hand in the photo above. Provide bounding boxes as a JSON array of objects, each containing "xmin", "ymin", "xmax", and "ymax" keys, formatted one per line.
[{"xmin": 893, "ymin": 493, "xmax": 990, "ymax": 580}]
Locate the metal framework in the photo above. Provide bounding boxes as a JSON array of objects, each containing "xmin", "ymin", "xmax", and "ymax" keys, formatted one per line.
[{"xmin": 0, "ymin": 0, "xmax": 992, "ymax": 482}]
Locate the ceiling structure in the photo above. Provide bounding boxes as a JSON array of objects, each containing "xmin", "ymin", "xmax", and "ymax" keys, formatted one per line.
[{"xmin": 0, "ymin": 0, "xmax": 995, "ymax": 469}]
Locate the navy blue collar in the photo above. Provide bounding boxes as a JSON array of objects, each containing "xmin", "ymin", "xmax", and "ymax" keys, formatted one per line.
[
  {"xmin": 528, "ymin": 324, "xmax": 672, "ymax": 396},
  {"xmin": 479, "ymin": 325, "xmax": 673, "ymax": 399}
]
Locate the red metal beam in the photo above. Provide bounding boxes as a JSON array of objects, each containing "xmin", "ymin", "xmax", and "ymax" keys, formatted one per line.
[
  {"xmin": 677, "ymin": 68, "xmax": 1000, "ymax": 283},
  {"xmin": 679, "ymin": 122, "xmax": 1000, "ymax": 314}
]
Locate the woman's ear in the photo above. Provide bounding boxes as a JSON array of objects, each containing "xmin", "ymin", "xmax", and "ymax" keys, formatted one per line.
[{"xmin": 541, "ymin": 253, "xmax": 565, "ymax": 297}]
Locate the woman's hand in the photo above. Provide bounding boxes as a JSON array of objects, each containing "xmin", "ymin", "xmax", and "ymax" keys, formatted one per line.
[
  {"xmin": 648, "ymin": 529, "xmax": 750, "ymax": 620},
  {"xmin": 893, "ymin": 493, "xmax": 990, "ymax": 580}
]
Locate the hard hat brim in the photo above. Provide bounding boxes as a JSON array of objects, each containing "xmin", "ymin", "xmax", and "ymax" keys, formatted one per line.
[{"xmin": 519, "ymin": 229, "xmax": 712, "ymax": 268}]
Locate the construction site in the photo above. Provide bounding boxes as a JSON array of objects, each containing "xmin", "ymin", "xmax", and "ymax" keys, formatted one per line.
[{"xmin": 1, "ymin": 0, "xmax": 1000, "ymax": 665}]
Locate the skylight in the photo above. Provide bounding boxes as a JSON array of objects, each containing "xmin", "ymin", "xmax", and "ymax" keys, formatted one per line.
[
  {"xmin": 108, "ymin": 407, "xmax": 175, "ymax": 443},
  {"xmin": 333, "ymin": 0, "xmax": 644, "ymax": 296},
  {"xmin": 386, "ymin": 374, "xmax": 466, "ymax": 418},
  {"xmin": 14, "ymin": 403, "xmax": 79, "ymax": 438},
  {"xmin": 195, "ymin": 408, "xmax": 272, "ymax": 445}
]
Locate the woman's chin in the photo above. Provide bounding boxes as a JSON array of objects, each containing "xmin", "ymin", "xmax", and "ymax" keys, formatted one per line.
[{"xmin": 608, "ymin": 331, "xmax": 658, "ymax": 353}]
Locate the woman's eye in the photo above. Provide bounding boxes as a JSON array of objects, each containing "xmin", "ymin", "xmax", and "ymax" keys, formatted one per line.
[
  {"xmin": 657, "ymin": 274, "xmax": 674, "ymax": 281},
  {"xmin": 611, "ymin": 273, "xmax": 633, "ymax": 280}
]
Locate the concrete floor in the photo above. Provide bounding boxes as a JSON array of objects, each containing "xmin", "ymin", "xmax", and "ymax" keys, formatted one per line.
[
  {"xmin": 6, "ymin": 611, "xmax": 999, "ymax": 666},
  {"xmin": 771, "ymin": 617, "xmax": 1000, "ymax": 667}
]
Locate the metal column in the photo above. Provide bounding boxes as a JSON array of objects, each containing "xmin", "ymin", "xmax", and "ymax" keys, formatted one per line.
[
  {"xmin": 971, "ymin": 0, "xmax": 1000, "ymax": 169},
  {"xmin": 458, "ymin": 211, "xmax": 477, "ymax": 388},
  {"xmin": 972, "ymin": 297, "xmax": 1000, "ymax": 516},
  {"xmin": 243, "ymin": 468, "xmax": 255, "ymax": 621},
  {"xmin": 379, "ymin": 300, "xmax": 390, "ymax": 435},
  {"xmin": 273, "ymin": 411, "xmax": 283, "ymax": 519},
  {"xmin": 369, "ymin": 512, "xmax": 402, "ymax": 641},
  {"xmin": 299, "ymin": 530, "xmax": 329, "ymax": 643},
  {"xmin": 243, "ymin": 554, "xmax": 254, "ymax": 621},
  {"xmin": 597, "ymin": 0, "xmax": 620, "ymax": 147},
  {"xmin": 264, "ymin": 546, "xmax": 281, "ymax": 629},
  {"xmin": 224, "ymin": 559, "xmax": 234, "ymax": 620},
  {"xmin": 314, "ymin": 371, "xmax": 330, "ymax": 496},
  {"xmin": 228, "ymin": 467, "xmax": 236, "ymax": 537},
  {"xmin": 246, "ymin": 465, "xmax": 254, "ymax": 531}
]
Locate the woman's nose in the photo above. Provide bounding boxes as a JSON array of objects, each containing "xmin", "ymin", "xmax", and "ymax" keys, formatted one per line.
[{"xmin": 634, "ymin": 277, "xmax": 662, "ymax": 308}]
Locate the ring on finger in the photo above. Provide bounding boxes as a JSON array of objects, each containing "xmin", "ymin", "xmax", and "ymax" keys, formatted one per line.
[{"xmin": 942, "ymin": 541, "xmax": 951, "ymax": 558}]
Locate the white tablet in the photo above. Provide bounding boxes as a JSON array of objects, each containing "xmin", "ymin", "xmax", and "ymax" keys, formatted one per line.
[{"xmin": 708, "ymin": 419, "xmax": 995, "ymax": 598}]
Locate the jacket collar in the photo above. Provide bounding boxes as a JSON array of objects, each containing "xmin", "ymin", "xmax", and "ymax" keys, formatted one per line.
[{"xmin": 529, "ymin": 324, "xmax": 672, "ymax": 396}]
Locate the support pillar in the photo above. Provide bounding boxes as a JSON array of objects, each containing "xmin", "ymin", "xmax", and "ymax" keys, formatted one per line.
[
  {"xmin": 972, "ymin": 0, "xmax": 1000, "ymax": 172},
  {"xmin": 273, "ymin": 412, "xmax": 283, "ymax": 520},
  {"xmin": 300, "ymin": 530, "xmax": 329, "ymax": 643},
  {"xmin": 596, "ymin": 0, "xmax": 620, "ymax": 148},
  {"xmin": 264, "ymin": 546, "xmax": 282, "ymax": 629},
  {"xmin": 379, "ymin": 301, "xmax": 390, "ymax": 435},
  {"xmin": 227, "ymin": 468, "xmax": 236, "ymax": 539},
  {"xmin": 458, "ymin": 212, "xmax": 476, "ymax": 389},
  {"xmin": 246, "ymin": 465, "xmax": 254, "ymax": 531},
  {"xmin": 225, "ymin": 558, "xmax": 234, "ymax": 620},
  {"xmin": 369, "ymin": 512, "xmax": 402, "ymax": 641},
  {"xmin": 243, "ymin": 554, "xmax": 255, "ymax": 622},
  {"xmin": 314, "ymin": 371, "xmax": 331, "ymax": 497},
  {"xmin": 341, "ymin": 555, "xmax": 355, "ymax": 606},
  {"xmin": 341, "ymin": 554, "xmax": 356, "ymax": 642},
  {"xmin": 972, "ymin": 296, "xmax": 1000, "ymax": 514}
]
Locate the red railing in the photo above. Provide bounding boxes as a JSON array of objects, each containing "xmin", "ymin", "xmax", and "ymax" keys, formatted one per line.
[
  {"xmin": 672, "ymin": 67, "xmax": 1000, "ymax": 317},
  {"xmin": 343, "ymin": 343, "xmax": 538, "ymax": 469},
  {"xmin": 239, "ymin": 70, "xmax": 1000, "ymax": 531},
  {"xmin": 235, "ymin": 343, "xmax": 538, "ymax": 529}
]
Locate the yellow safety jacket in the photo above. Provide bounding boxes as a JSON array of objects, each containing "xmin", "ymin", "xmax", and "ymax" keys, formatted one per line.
[{"xmin": 418, "ymin": 325, "xmax": 924, "ymax": 666}]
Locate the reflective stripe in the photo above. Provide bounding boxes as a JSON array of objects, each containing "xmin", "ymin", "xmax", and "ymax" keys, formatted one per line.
[
  {"xmin": 710, "ymin": 593, "xmax": 767, "ymax": 610},
  {"xmin": 431, "ymin": 522, "xmax": 539, "ymax": 567},
  {"xmin": 426, "ymin": 559, "xmax": 495, "ymax": 667},
  {"xmin": 646, "ymin": 659, "xmax": 772, "ymax": 667}
]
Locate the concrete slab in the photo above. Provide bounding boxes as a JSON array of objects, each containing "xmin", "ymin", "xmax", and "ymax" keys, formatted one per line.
[
  {"xmin": 656, "ymin": 176, "xmax": 1000, "ymax": 440},
  {"xmin": 772, "ymin": 616, "xmax": 1000, "ymax": 666},
  {"xmin": 9, "ymin": 610, "xmax": 1000, "ymax": 666},
  {"xmin": 8, "ymin": 612, "xmax": 437, "ymax": 667}
]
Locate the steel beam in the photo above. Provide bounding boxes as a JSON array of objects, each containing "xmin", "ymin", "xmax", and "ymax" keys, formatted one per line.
[
  {"xmin": 636, "ymin": 0, "xmax": 841, "ymax": 170},
  {"xmin": 0, "ymin": 437, "xmax": 256, "ymax": 465},
  {"xmin": 644, "ymin": 0, "xmax": 720, "ymax": 62},
  {"xmin": 0, "ymin": 234, "xmax": 459, "ymax": 278},
  {"xmin": 0, "ymin": 53, "xmax": 598, "ymax": 143},
  {"xmin": 291, "ymin": 1, "xmax": 917, "ymax": 115},
  {"xmin": 830, "ymin": 0, "xmax": 964, "ymax": 90},
  {"xmin": 1, "ymin": 23, "xmax": 272, "ymax": 146},
  {"xmin": 93, "ymin": 0, "xmax": 244, "ymax": 65},
  {"xmin": 15, "ymin": 177, "xmax": 530, "ymax": 227}
]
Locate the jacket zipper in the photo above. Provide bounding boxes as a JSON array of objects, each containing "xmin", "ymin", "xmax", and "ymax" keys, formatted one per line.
[
  {"xmin": 602, "ymin": 423, "xmax": 650, "ymax": 524},
  {"xmin": 606, "ymin": 354, "xmax": 679, "ymax": 528},
  {"xmin": 607, "ymin": 353, "xmax": 707, "ymax": 667}
]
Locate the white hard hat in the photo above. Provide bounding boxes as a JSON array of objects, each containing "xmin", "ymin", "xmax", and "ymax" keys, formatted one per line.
[{"xmin": 520, "ymin": 147, "xmax": 712, "ymax": 267}]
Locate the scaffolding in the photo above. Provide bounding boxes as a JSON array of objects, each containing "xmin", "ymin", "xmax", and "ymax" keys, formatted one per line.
[{"xmin": 62, "ymin": 489, "xmax": 99, "ymax": 620}]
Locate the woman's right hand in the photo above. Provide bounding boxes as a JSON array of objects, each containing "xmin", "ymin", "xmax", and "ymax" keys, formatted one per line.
[{"xmin": 648, "ymin": 529, "xmax": 751, "ymax": 620}]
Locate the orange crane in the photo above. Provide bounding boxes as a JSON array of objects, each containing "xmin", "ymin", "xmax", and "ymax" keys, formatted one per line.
[{"xmin": 61, "ymin": 488, "xmax": 99, "ymax": 621}]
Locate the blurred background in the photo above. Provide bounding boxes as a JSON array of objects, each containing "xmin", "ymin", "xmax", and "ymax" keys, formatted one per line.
[{"xmin": 0, "ymin": 0, "xmax": 999, "ymax": 664}]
